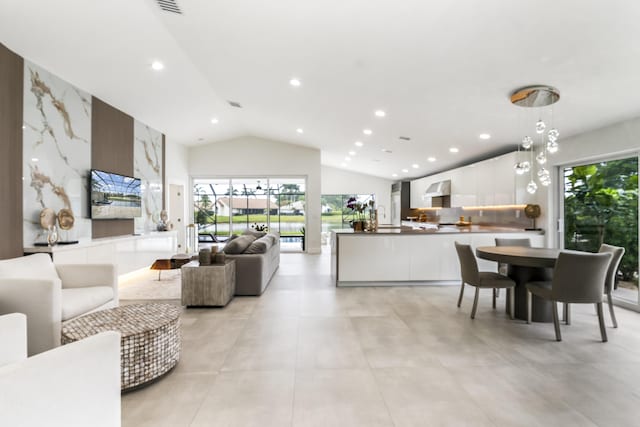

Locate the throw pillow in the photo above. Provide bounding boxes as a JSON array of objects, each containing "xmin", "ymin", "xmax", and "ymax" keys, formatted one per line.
[
  {"xmin": 243, "ymin": 240, "xmax": 268, "ymax": 254},
  {"xmin": 265, "ymin": 233, "xmax": 278, "ymax": 245},
  {"xmin": 226, "ymin": 234, "xmax": 239, "ymax": 242},
  {"xmin": 223, "ymin": 235, "xmax": 256, "ymax": 254},
  {"xmin": 243, "ymin": 229, "xmax": 267, "ymax": 238}
]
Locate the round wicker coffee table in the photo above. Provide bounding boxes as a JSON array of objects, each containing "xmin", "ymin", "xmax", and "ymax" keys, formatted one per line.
[{"xmin": 61, "ymin": 303, "xmax": 181, "ymax": 391}]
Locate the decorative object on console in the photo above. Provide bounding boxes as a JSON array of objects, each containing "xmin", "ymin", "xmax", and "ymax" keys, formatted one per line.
[
  {"xmin": 56, "ymin": 208, "xmax": 79, "ymax": 244},
  {"xmin": 524, "ymin": 204, "xmax": 541, "ymax": 230},
  {"xmin": 39, "ymin": 208, "xmax": 56, "ymax": 229},
  {"xmin": 156, "ymin": 210, "xmax": 173, "ymax": 231},
  {"xmin": 511, "ymin": 85, "xmax": 560, "ymax": 194},
  {"xmin": 198, "ymin": 248, "xmax": 212, "ymax": 265}
]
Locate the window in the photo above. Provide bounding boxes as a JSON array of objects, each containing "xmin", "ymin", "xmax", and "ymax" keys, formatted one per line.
[
  {"xmin": 562, "ymin": 156, "xmax": 639, "ymax": 305},
  {"xmin": 193, "ymin": 177, "xmax": 306, "ymax": 252}
]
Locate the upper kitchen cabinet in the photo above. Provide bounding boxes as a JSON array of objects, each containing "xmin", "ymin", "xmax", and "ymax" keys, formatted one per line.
[
  {"xmin": 410, "ymin": 176, "xmax": 430, "ymax": 208},
  {"xmin": 450, "ymin": 165, "xmax": 477, "ymax": 207},
  {"xmin": 410, "ymin": 152, "xmax": 518, "ymax": 208}
]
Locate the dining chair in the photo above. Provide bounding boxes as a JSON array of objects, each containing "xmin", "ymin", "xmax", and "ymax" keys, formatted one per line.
[
  {"xmin": 599, "ymin": 244, "xmax": 625, "ymax": 328},
  {"xmin": 494, "ymin": 238, "xmax": 531, "ymax": 300},
  {"xmin": 454, "ymin": 242, "xmax": 516, "ymax": 319},
  {"xmin": 525, "ymin": 251, "xmax": 612, "ymax": 342}
]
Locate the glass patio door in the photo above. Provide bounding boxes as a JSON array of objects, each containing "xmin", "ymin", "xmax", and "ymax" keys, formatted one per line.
[{"xmin": 560, "ymin": 155, "xmax": 639, "ymax": 307}]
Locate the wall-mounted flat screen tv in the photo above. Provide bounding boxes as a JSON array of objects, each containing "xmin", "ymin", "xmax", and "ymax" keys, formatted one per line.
[{"xmin": 90, "ymin": 169, "xmax": 142, "ymax": 219}]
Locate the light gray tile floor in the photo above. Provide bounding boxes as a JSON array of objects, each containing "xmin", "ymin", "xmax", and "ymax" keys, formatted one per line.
[{"xmin": 122, "ymin": 248, "xmax": 640, "ymax": 426}]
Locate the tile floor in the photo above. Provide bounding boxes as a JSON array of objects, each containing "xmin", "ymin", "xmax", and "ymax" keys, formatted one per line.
[{"xmin": 122, "ymin": 249, "xmax": 640, "ymax": 426}]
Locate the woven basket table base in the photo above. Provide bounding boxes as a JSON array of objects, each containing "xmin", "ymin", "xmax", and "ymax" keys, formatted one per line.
[{"xmin": 62, "ymin": 303, "xmax": 181, "ymax": 391}]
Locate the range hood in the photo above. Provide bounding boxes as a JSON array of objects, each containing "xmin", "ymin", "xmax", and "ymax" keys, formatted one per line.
[
  {"xmin": 424, "ymin": 180, "xmax": 451, "ymax": 197},
  {"xmin": 423, "ymin": 180, "xmax": 451, "ymax": 208}
]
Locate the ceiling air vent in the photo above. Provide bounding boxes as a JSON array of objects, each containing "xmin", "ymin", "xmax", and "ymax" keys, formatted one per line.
[
  {"xmin": 399, "ymin": 136, "xmax": 411, "ymax": 142},
  {"xmin": 227, "ymin": 100, "xmax": 243, "ymax": 108},
  {"xmin": 156, "ymin": 0, "xmax": 182, "ymax": 14}
]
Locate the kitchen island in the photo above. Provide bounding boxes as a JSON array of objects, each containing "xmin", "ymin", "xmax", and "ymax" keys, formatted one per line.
[{"xmin": 331, "ymin": 225, "xmax": 544, "ymax": 286}]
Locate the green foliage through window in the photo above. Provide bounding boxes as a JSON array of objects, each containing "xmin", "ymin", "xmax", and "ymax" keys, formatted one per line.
[{"xmin": 564, "ymin": 157, "xmax": 638, "ymax": 284}]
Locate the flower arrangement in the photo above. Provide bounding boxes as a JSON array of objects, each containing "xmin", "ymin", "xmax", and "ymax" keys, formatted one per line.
[
  {"xmin": 346, "ymin": 197, "xmax": 368, "ymax": 222},
  {"xmin": 346, "ymin": 197, "xmax": 376, "ymax": 231}
]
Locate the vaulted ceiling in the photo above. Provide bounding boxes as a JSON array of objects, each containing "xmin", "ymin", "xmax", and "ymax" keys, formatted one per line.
[{"xmin": 2, "ymin": 0, "xmax": 640, "ymax": 179}]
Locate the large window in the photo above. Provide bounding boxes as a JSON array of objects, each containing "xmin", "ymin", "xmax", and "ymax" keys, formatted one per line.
[
  {"xmin": 193, "ymin": 177, "xmax": 306, "ymax": 251},
  {"xmin": 562, "ymin": 156, "xmax": 639, "ymax": 305}
]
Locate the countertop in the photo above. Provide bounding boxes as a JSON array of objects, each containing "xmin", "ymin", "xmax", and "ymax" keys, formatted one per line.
[{"xmin": 332, "ymin": 225, "xmax": 544, "ymax": 235}]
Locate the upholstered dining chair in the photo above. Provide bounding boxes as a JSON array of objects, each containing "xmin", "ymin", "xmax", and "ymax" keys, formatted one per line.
[
  {"xmin": 525, "ymin": 251, "xmax": 612, "ymax": 342},
  {"xmin": 454, "ymin": 242, "xmax": 516, "ymax": 319},
  {"xmin": 599, "ymin": 244, "xmax": 625, "ymax": 328},
  {"xmin": 494, "ymin": 238, "xmax": 531, "ymax": 299}
]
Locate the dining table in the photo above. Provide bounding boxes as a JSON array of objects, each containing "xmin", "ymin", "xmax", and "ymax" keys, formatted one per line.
[{"xmin": 475, "ymin": 246, "xmax": 562, "ymax": 322}]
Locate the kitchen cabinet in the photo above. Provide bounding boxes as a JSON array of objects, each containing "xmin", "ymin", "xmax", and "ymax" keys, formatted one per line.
[
  {"xmin": 332, "ymin": 229, "xmax": 545, "ymax": 284},
  {"xmin": 410, "ymin": 151, "xmax": 518, "ymax": 208},
  {"xmin": 409, "ymin": 176, "xmax": 429, "ymax": 209}
]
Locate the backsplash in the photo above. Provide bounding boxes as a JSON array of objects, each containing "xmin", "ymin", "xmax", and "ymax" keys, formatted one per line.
[{"xmin": 409, "ymin": 206, "xmax": 533, "ymax": 229}]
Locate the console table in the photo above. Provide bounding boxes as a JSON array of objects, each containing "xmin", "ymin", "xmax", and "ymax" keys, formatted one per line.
[
  {"xmin": 24, "ymin": 231, "xmax": 177, "ymax": 275},
  {"xmin": 181, "ymin": 260, "xmax": 236, "ymax": 307}
]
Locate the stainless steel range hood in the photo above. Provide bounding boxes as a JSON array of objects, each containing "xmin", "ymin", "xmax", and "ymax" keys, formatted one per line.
[
  {"xmin": 423, "ymin": 180, "xmax": 451, "ymax": 208},
  {"xmin": 424, "ymin": 180, "xmax": 451, "ymax": 197}
]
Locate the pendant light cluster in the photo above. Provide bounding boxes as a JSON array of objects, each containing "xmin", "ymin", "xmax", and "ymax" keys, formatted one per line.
[{"xmin": 510, "ymin": 85, "xmax": 561, "ymax": 194}]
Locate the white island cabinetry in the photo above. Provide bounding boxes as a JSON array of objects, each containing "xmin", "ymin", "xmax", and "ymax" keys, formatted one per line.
[{"xmin": 331, "ymin": 228, "xmax": 544, "ymax": 285}]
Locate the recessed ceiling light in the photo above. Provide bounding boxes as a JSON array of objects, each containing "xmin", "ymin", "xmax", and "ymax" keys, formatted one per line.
[
  {"xmin": 289, "ymin": 78, "xmax": 301, "ymax": 87},
  {"xmin": 296, "ymin": 128, "xmax": 304, "ymax": 134},
  {"xmin": 151, "ymin": 60, "xmax": 164, "ymax": 71},
  {"xmin": 381, "ymin": 148, "xmax": 392, "ymax": 153},
  {"xmin": 211, "ymin": 118, "xmax": 219, "ymax": 124},
  {"xmin": 354, "ymin": 141, "xmax": 364, "ymax": 147},
  {"xmin": 348, "ymin": 151, "xmax": 356, "ymax": 156},
  {"xmin": 428, "ymin": 157, "xmax": 436, "ymax": 162},
  {"xmin": 345, "ymin": 157, "xmax": 351, "ymax": 161},
  {"xmin": 22, "ymin": 125, "xmax": 26, "ymax": 130},
  {"xmin": 412, "ymin": 164, "xmax": 419, "ymax": 169},
  {"xmin": 402, "ymin": 169, "xmax": 409, "ymax": 173},
  {"xmin": 31, "ymin": 158, "xmax": 39, "ymax": 162},
  {"xmin": 374, "ymin": 110, "xmax": 386, "ymax": 117},
  {"xmin": 449, "ymin": 147, "xmax": 459, "ymax": 153},
  {"xmin": 363, "ymin": 129, "xmax": 373, "ymax": 135},
  {"xmin": 392, "ymin": 173, "xmax": 398, "ymax": 177},
  {"xmin": 479, "ymin": 133, "xmax": 491, "ymax": 140}
]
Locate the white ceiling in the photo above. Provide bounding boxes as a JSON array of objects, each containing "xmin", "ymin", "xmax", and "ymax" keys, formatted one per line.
[{"xmin": 2, "ymin": 0, "xmax": 640, "ymax": 179}]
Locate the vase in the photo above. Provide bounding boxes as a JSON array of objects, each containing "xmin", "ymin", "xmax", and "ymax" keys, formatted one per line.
[{"xmin": 353, "ymin": 220, "xmax": 365, "ymax": 232}]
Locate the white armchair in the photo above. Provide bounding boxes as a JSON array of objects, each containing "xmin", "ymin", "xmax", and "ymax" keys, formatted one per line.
[
  {"xmin": 0, "ymin": 253, "xmax": 118, "ymax": 355},
  {"xmin": 0, "ymin": 313, "xmax": 121, "ymax": 427}
]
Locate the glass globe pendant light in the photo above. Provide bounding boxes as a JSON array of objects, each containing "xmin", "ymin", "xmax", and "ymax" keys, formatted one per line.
[{"xmin": 510, "ymin": 85, "xmax": 561, "ymax": 194}]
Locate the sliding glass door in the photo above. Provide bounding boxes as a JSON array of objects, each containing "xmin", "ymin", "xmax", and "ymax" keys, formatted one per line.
[
  {"xmin": 193, "ymin": 177, "xmax": 306, "ymax": 251},
  {"xmin": 561, "ymin": 155, "xmax": 639, "ymax": 306}
]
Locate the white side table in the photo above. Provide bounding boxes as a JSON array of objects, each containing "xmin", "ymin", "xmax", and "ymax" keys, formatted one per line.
[{"xmin": 180, "ymin": 260, "xmax": 236, "ymax": 307}]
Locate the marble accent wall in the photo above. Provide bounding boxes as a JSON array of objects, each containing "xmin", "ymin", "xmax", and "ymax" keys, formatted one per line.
[
  {"xmin": 134, "ymin": 120, "xmax": 163, "ymax": 233},
  {"xmin": 22, "ymin": 60, "xmax": 91, "ymax": 245}
]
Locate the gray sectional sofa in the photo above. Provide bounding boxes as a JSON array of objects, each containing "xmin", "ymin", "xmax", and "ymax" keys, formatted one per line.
[{"xmin": 222, "ymin": 232, "xmax": 280, "ymax": 296}]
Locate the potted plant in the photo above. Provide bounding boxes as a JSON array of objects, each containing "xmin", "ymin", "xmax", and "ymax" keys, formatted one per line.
[{"xmin": 345, "ymin": 197, "xmax": 368, "ymax": 231}]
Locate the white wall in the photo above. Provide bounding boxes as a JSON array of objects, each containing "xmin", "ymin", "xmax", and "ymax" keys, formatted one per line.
[
  {"xmin": 188, "ymin": 136, "xmax": 322, "ymax": 253},
  {"xmin": 165, "ymin": 140, "xmax": 190, "ymax": 249},
  {"xmin": 544, "ymin": 116, "xmax": 640, "ymax": 247},
  {"xmin": 321, "ymin": 166, "xmax": 393, "ymax": 223}
]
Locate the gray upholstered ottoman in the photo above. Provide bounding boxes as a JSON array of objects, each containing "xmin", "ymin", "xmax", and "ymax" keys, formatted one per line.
[{"xmin": 61, "ymin": 303, "xmax": 181, "ymax": 391}]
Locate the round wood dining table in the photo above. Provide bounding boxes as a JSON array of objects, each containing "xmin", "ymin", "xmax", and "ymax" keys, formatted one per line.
[{"xmin": 476, "ymin": 246, "xmax": 562, "ymax": 322}]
